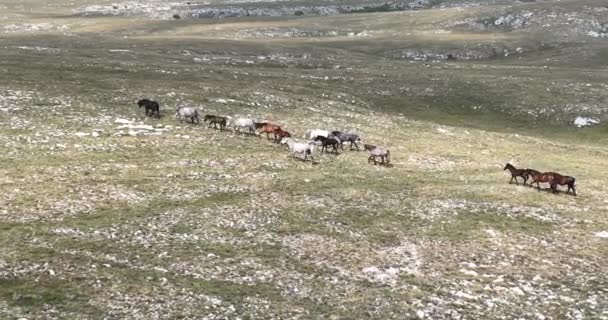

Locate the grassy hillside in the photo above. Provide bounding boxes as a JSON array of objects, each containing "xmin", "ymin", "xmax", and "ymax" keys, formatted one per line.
[{"xmin": 0, "ymin": 0, "xmax": 607, "ymax": 319}]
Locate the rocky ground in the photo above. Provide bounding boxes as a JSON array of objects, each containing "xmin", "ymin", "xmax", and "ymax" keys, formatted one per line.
[{"xmin": 0, "ymin": 0, "xmax": 607, "ymax": 319}]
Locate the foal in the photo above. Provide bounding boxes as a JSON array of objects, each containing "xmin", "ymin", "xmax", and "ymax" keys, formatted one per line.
[{"xmin": 503, "ymin": 163, "xmax": 536, "ymax": 185}]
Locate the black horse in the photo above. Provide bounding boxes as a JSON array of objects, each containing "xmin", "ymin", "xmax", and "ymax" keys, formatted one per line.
[
  {"xmin": 503, "ymin": 163, "xmax": 539, "ymax": 185},
  {"xmin": 137, "ymin": 99, "xmax": 160, "ymax": 118},
  {"xmin": 314, "ymin": 135, "xmax": 340, "ymax": 154}
]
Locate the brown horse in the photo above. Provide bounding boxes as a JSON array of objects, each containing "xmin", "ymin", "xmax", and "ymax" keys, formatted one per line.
[
  {"xmin": 256, "ymin": 123, "xmax": 282, "ymax": 140},
  {"xmin": 551, "ymin": 174, "xmax": 577, "ymax": 196},
  {"xmin": 503, "ymin": 163, "xmax": 539, "ymax": 185},
  {"xmin": 273, "ymin": 128, "xmax": 291, "ymax": 143},
  {"xmin": 528, "ymin": 171, "xmax": 558, "ymax": 191},
  {"xmin": 529, "ymin": 171, "xmax": 577, "ymax": 196}
]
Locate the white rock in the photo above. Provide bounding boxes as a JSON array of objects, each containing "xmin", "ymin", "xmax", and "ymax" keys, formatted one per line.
[
  {"xmin": 511, "ymin": 287, "xmax": 525, "ymax": 296},
  {"xmin": 574, "ymin": 116, "xmax": 600, "ymax": 128},
  {"xmin": 115, "ymin": 118, "xmax": 132, "ymax": 124},
  {"xmin": 593, "ymin": 231, "xmax": 608, "ymax": 238},
  {"xmin": 459, "ymin": 269, "xmax": 478, "ymax": 276}
]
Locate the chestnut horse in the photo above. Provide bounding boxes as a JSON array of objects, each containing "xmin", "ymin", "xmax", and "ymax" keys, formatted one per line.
[
  {"xmin": 256, "ymin": 122, "xmax": 282, "ymax": 140},
  {"xmin": 528, "ymin": 171, "xmax": 577, "ymax": 196}
]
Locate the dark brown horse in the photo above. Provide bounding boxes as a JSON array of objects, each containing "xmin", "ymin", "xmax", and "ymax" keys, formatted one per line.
[
  {"xmin": 503, "ymin": 163, "xmax": 538, "ymax": 185},
  {"xmin": 273, "ymin": 128, "xmax": 291, "ymax": 143},
  {"xmin": 203, "ymin": 115, "xmax": 227, "ymax": 131},
  {"xmin": 550, "ymin": 174, "xmax": 577, "ymax": 196}
]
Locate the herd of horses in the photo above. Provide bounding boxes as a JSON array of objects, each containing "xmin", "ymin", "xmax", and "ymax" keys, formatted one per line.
[
  {"xmin": 138, "ymin": 99, "xmax": 577, "ymax": 195},
  {"xmin": 503, "ymin": 163, "xmax": 577, "ymax": 196},
  {"xmin": 137, "ymin": 99, "xmax": 391, "ymax": 166}
]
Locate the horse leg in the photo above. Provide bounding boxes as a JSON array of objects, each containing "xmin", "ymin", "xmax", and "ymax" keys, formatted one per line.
[
  {"xmin": 571, "ymin": 184, "xmax": 577, "ymax": 196},
  {"xmin": 509, "ymin": 176, "xmax": 514, "ymax": 184},
  {"xmin": 353, "ymin": 141, "xmax": 359, "ymax": 151},
  {"xmin": 551, "ymin": 183, "xmax": 558, "ymax": 194}
]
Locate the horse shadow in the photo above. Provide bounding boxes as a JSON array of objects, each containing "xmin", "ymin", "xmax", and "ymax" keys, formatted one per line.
[
  {"xmin": 522, "ymin": 183, "xmax": 577, "ymax": 196},
  {"xmin": 289, "ymin": 156, "xmax": 318, "ymax": 165}
]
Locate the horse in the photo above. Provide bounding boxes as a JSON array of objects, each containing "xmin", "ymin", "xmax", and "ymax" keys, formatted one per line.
[
  {"xmin": 313, "ymin": 135, "xmax": 340, "ymax": 154},
  {"xmin": 137, "ymin": 99, "xmax": 160, "ymax": 118},
  {"xmin": 364, "ymin": 144, "xmax": 390, "ymax": 166},
  {"xmin": 280, "ymin": 138, "xmax": 314, "ymax": 162},
  {"xmin": 175, "ymin": 106, "xmax": 199, "ymax": 124},
  {"xmin": 229, "ymin": 117, "xmax": 256, "ymax": 135},
  {"xmin": 203, "ymin": 115, "xmax": 227, "ymax": 131},
  {"xmin": 550, "ymin": 173, "xmax": 577, "ymax": 196},
  {"xmin": 254, "ymin": 122, "xmax": 269, "ymax": 129},
  {"xmin": 330, "ymin": 131, "xmax": 361, "ymax": 151},
  {"xmin": 529, "ymin": 171, "xmax": 576, "ymax": 195},
  {"xmin": 256, "ymin": 123, "xmax": 282, "ymax": 140},
  {"xmin": 273, "ymin": 128, "xmax": 291, "ymax": 144},
  {"xmin": 503, "ymin": 163, "xmax": 537, "ymax": 185},
  {"xmin": 304, "ymin": 129, "xmax": 330, "ymax": 140}
]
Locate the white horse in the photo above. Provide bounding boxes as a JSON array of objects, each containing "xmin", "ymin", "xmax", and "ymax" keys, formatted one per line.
[
  {"xmin": 303, "ymin": 129, "xmax": 330, "ymax": 140},
  {"xmin": 175, "ymin": 106, "xmax": 199, "ymax": 124},
  {"xmin": 364, "ymin": 144, "xmax": 390, "ymax": 165},
  {"xmin": 228, "ymin": 117, "xmax": 256, "ymax": 135},
  {"xmin": 281, "ymin": 138, "xmax": 315, "ymax": 162}
]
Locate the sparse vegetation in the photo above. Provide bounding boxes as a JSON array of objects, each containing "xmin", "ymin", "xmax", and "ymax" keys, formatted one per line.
[{"xmin": 0, "ymin": 0, "xmax": 607, "ymax": 319}]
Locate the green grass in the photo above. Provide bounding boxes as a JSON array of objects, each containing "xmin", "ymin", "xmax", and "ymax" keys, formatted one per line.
[{"xmin": 0, "ymin": 0, "xmax": 607, "ymax": 318}]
